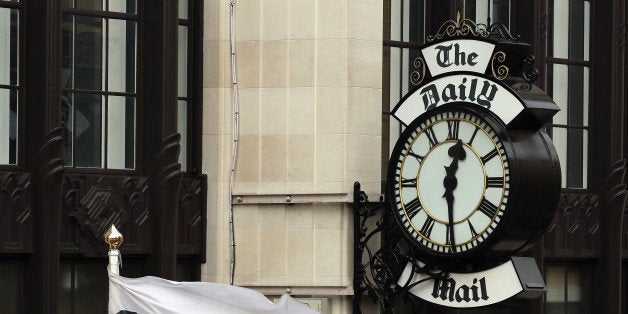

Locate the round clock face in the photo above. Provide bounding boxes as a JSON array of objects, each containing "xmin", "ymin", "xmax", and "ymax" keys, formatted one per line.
[{"xmin": 389, "ymin": 106, "xmax": 510, "ymax": 256}]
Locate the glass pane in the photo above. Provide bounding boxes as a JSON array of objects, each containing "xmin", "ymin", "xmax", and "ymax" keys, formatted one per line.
[
  {"xmin": 178, "ymin": 100, "xmax": 187, "ymax": 170},
  {"xmin": 551, "ymin": 0, "xmax": 590, "ymax": 60},
  {"xmin": 178, "ymin": 26, "xmax": 188, "ymax": 97},
  {"xmin": 61, "ymin": 93, "xmax": 73, "ymax": 166},
  {"xmin": 109, "ymin": 0, "xmax": 137, "ymax": 13},
  {"xmin": 107, "ymin": 96, "xmax": 135, "ymax": 169},
  {"xmin": 61, "ymin": 0, "xmax": 73, "ymax": 8},
  {"xmin": 74, "ymin": 93, "xmax": 103, "ymax": 167},
  {"xmin": 566, "ymin": 128, "xmax": 587, "ymax": 188},
  {"xmin": 386, "ymin": 0, "xmax": 427, "ymax": 43},
  {"xmin": 74, "ymin": 15, "xmax": 104, "ymax": 91},
  {"xmin": 76, "ymin": 0, "xmax": 104, "ymax": 11},
  {"xmin": 108, "ymin": 19, "xmax": 136, "ymax": 93},
  {"xmin": 0, "ymin": 89, "xmax": 17, "ymax": 165},
  {"xmin": 406, "ymin": 0, "xmax": 425, "ymax": 43},
  {"xmin": 179, "ymin": 0, "xmax": 188, "ymax": 19},
  {"xmin": 549, "ymin": 64, "xmax": 589, "ymax": 126},
  {"xmin": 59, "ymin": 263, "xmax": 72, "ymax": 314},
  {"xmin": 74, "ymin": 262, "xmax": 108, "ymax": 314},
  {"xmin": 0, "ymin": 8, "xmax": 18, "ymax": 86},
  {"xmin": 546, "ymin": 266, "xmax": 565, "ymax": 302},
  {"xmin": 0, "ymin": 261, "xmax": 20, "ymax": 314},
  {"xmin": 389, "ymin": 0, "xmax": 401, "ymax": 41},
  {"xmin": 62, "ymin": 14, "xmax": 74, "ymax": 89},
  {"xmin": 567, "ymin": 65, "xmax": 587, "ymax": 126},
  {"xmin": 551, "ymin": 127, "xmax": 568, "ymax": 187},
  {"xmin": 465, "ymin": 0, "xmax": 510, "ymax": 27}
]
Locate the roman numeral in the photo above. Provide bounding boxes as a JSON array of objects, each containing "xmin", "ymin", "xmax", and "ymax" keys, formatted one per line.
[
  {"xmin": 420, "ymin": 217, "xmax": 435, "ymax": 237},
  {"xmin": 425, "ymin": 127, "xmax": 439, "ymax": 147},
  {"xmin": 447, "ymin": 120, "xmax": 460, "ymax": 140},
  {"xmin": 486, "ymin": 176, "xmax": 504, "ymax": 188},
  {"xmin": 407, "ymin": 150, "xmax": 424, "ymax": 162},
  {"xmin": 401, "ymin": 178, "xmax": 417, "ymax": 188},
  {"xmin": 478, "ymin": 198, "xmax": 498, "ymax": 218},
  {"xmin": 481, "ymin": 149, "xmax": 499, "ymax": 164},
  {"xmin": 468, "ymin": 127, "xmax": 479, "ymax": 145},
  {"xmin": 445, "ymin": 224, "xmax": 456, "ymax": 252},
  {"xmin": 468, "ymin": 220, "xmax": 478, "ymax": 237},
  {"xmin": 404, "ymin": 198, "xmax": 423, "ymax": 219}
]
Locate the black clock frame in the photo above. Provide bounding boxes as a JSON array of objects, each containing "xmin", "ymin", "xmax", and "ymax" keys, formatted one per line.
[{"xmin": 387, "ymin": 103, "xmax": 561, "ymax": 272}]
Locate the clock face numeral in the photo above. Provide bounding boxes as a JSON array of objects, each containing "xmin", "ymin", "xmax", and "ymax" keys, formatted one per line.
[
  {"xmin": 478, "ymin": 197, "xmax": 498, "ymax": 218},
  {"xmin": 425, "ymin": 127, "xmax": 439, "ymax": 147},
  {"xmin": 420, "ymin": 217, "xmax": 435, "ymax": 237},
  {"xmin": 401, "ymin": 178, "xmax": 417, "ymax": 188},
  {"xmin": 481, "ymin": 149, "xmax": 499, "ymax": 164},
  {"xmin": 407, "ymin": 150, "xmax": 424, "ymax": 162},
  {"xmin": 447, "ymin": 120, "xmax": 460, "ymax": 140},
  {"xmin": 468, "ymin": 126, "xmax": 479, "ymax": 145},
  {"xmin": 486, "ymin": 176, "xmax": 504, "ymax": 188},
  {"xmin": 404, "ymin": 198, "xmax": 423, "ymax": 219},
  {"xmin": 390, "ymin": 109, "xmax": 510, "ymax": 255},
  {"xmin": 468, "ymin": 220, "xmax": 478, "ymax": 237}
]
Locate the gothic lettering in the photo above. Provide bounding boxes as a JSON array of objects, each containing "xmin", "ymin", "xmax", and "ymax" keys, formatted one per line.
[
  {"xmin": 431, "ymin": 276, "xmax": 489, "ymax": 303},
  {"xmin": 420, "ymin": 77, "xmax": 499, "ymax": 110},
  {"xmin": 435, "ymin": 43, "xmax": 479, "ymax": 68}
]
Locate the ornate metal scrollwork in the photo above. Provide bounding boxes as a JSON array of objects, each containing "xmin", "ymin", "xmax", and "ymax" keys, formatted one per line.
[
  {"xmin": 490, "ymin": 51, "xmax": 509, "ymax": 80},
  {"xmin": 427, "ymin": 12, "xmax": 488, "ymax": 42},
  {"xmin": 427, "ymin": 12, "xmax": 519, "ymax": 43},
  {"xmin": 522, "ymin": 55, "xmax": 539, "ymax": 83},
  {"xmin": 410, "ymin": 57, "xmax": 426, "ymax": 86},
  {"xmin": 353, "ymin": 182, "xmax": 446, "ymax": 313}
]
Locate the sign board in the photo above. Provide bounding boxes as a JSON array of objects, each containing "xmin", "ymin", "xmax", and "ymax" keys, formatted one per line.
[{"xmin": 397, "ymin": 257, "xmax": 546, "ymax": 308}]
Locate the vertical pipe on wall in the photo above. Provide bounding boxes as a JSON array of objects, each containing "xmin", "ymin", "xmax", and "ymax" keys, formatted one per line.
[{"xmin": 228, "ymin": 0, "xmax": 240, "ymax": 286}]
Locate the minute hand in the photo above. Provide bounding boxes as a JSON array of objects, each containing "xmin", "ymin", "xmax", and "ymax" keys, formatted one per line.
[{"xmin": 442, "ymin": 140, "xmax": 466, "ymax": 251}]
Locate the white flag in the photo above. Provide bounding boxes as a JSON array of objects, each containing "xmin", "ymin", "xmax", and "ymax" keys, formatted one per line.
[{"xmin": 108, "ymin": 271, "xmax": 320, "ymax": 314}]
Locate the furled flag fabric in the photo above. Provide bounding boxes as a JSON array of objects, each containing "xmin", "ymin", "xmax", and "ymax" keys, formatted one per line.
[{"xmin": 108, "ymin": 271, "xmax": 320, "ymax": 314}]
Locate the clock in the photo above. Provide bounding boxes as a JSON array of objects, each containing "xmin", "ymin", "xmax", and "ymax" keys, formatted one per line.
[{"xmin": 388, "ymin": 104, "xmax": 560, "ymax": 271}]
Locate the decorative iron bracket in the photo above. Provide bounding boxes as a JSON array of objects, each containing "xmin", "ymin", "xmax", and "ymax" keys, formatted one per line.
[{"xmin": 352, "ymin": 182, "xmax": 446, "ymax": 313}]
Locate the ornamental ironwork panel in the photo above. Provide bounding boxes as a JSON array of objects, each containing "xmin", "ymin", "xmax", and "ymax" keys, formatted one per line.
[
  {"xmin": 0, "ymin": 171, "xmax": 32, "ymax": 253},
  {"xmin": 353, "ymin": 182, "xmax": 447, "ymax": 313}
]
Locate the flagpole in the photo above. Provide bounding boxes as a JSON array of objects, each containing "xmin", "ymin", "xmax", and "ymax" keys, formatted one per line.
[{"xmin": 104, "ymin": 224, "xmax": 124, "ymax": 275}]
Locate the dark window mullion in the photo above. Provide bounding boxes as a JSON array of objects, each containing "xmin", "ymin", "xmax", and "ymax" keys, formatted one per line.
[
  {"xmin": 62, "ymin": 7, "xmax": 138, "ymax": 21},
  {"xmin": 62, "ymin": 88, "xmax": 135, "ymax": 97},
  {"xmin": 0, "ymin": 83, "xmax": 19, "ymax": 90},
  {"xmin": 104, "ymin": 18, "xmax": 109, "ymax": 169},
  {"xmin": 0, "ymin": 1, "xmax": 20, "ymax": 9},
  {"xmin": 547, "ymin": 57, "xmax": 591, "ymax": 66},
  {"xmin": 548, "ymin": 124, "xmax": 589, "ymax": 130}
]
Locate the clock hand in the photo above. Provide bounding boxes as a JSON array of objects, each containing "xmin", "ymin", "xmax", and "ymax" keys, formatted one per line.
[{"xmin": 442, "ymin": 140, "xmax": 466, "ymax": 251}]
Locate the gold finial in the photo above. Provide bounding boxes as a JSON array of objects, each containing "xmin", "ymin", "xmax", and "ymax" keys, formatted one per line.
[
  {"xmin": 456, "ymin": 11, "xmax": 462, "ymax": 26},
  {"xmin": 104, "ymin": 224, "xmax": 124, "ymax": 250}
]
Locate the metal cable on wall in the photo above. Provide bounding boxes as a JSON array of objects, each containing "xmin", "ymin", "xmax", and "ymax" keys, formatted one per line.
[{"xmin": 228, "ymin": 0, "xmax": 239, "ymax": 286}]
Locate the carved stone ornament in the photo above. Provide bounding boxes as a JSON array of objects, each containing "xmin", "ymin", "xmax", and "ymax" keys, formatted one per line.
[{"xmin": 70, "ymin": 178, "xmax": 126, "ymax": 244}]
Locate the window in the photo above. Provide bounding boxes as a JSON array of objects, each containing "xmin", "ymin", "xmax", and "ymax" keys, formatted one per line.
[
  {"xmin": 545, "ymin": 265, "xmax": 590, "ymax": 314},
  {"xmin": 0, "ymin": 0, "xmax": 19, "ymax": 165},
  {"xmin": 61, "ymin": 0, "xmax": 137, "ymax": 169},
  {"xmin": 547, "ymin": 0, "xmax": 591, "ymax": 189},
  {"xmin": 178, "ymin": 0, "xmax": 190, "ymax": 171},
  {"xmin": 464, "ymin": 0, "xmax": 510, "ymax": 27},
  {"xmin": 383, "ymin": 0, "xmax": 426, "ymax": 166}
]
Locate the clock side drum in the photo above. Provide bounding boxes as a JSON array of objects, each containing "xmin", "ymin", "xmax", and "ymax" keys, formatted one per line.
[{"xmin": 387, "ymin": 104, "xmax": 561, "ymax": 272}]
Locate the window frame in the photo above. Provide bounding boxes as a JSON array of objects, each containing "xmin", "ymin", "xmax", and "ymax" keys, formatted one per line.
[
  {"xmin": 0, "ymin": 0, "xmax": 24, "ymax": 170},
  {"xmin": 61, "ymin": 2, "xmax": 140, "ymax": 171},
  {"xmin": 545, "ymin": 0, "xmax": 593, "ymax": 191}
]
